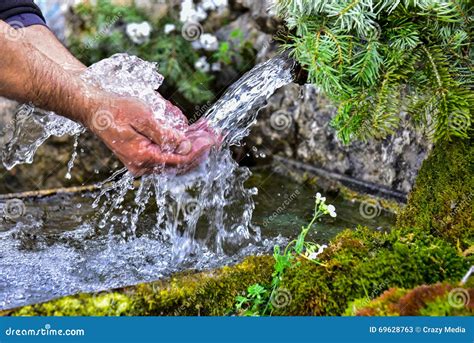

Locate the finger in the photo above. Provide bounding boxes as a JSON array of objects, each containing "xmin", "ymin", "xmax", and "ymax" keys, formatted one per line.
[
  {"xmin": 175, "ymin": 137, "xmax": 214, "ymax": 165},
  {"xmin": 152, "ymin": 138, "xmax": 213, "ymax": 167},
  {"xmin": 175, "ymin": 140, "xmax": 192, "ymax": 155},
  {"xmin": 133, "ymin": 118, "xmax": 186, "ymax": 151}
]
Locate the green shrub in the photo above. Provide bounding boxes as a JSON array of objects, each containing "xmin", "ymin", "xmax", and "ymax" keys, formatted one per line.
[
  {"xmin": 275, "ymin": 226, "xmax": 470, "ymax": 315},
  {"xmin": 277, "ymin": 0, "xmax": 473, "ymax": 143}
]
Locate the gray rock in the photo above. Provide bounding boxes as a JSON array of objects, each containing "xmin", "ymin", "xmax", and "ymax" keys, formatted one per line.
[
  {"xmin": 0, "ymin": 97, "xmax": 18, "ymax": 149},
  {"xmin": 247, "ymin": 84, "xmax": 432, "ymax": 194},
  {"xmin": 231, "ymin": 0, "xmax": 280, "ymax": 32}
]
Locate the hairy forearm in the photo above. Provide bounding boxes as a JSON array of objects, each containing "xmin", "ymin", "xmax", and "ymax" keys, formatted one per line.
[
  {"xmin": 0, "ymin": 21, "xmax": 98, "ymax": 125},
  {"xmin": 22, "ymin": 25, "xmax": 86, "ymax": 74}
]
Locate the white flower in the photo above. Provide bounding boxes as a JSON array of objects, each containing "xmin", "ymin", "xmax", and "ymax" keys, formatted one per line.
[
  {"xmin": 317, "ymin": 244, "xmax": 328, "ymax": 255},
  {"xmin": 213, "ymin": 0, "xmax": 228, "ymax": 8},
  {"xmin": 126, "ymin": 22, "xmax": 152, "ymax": 44},
  {"xmin": 307, "ymin": 245, "xmax": 327, "ymax": 260},
  {"xmin": 195, "ymin": 56, "xmax": 210, "ymax": 73},
  {"xmin": 191, "ymin": 40, "xmax": 202, "ymax": 50},
  {"xmin": 201, "ymin": 0, "xmax": 228, "ymax": 12},
  {"xmin": 327, "ymin": 204, "xmax": 337, "ymax": 217},
  {"xmin": 315, "ymin": 193, "xmax": 326, "ymax": 204},
  {"xmin": 201, "ymin": 0, "xmax": 217, "ymax": 11},
  {"xmin": 180, "ymin": 0, "xmax": 208, "ymax": 22},
  {"xmin": 195, "ymin": 5, "xmax": 208, "ymax": 21},
  {"xmin": 180, "ymin": 0, "xmax": 195, "ymax": 22},
  {"xmin": 199, "ymin": 33, "xmax": 219, "ymax": 51},
  {"xmin": 164, "ymin": 24, "xmax": 176, "ymax": 34}
]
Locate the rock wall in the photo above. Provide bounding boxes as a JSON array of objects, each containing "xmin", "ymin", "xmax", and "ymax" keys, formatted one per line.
[{"xmin": 245, "ymin": 84, "xmax": 432, "ymax": 194}]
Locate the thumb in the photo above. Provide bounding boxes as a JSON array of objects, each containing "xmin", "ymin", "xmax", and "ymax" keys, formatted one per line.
[{"xmin": 175, "ymin": 139, "xmax": 192, "ymax": 155}]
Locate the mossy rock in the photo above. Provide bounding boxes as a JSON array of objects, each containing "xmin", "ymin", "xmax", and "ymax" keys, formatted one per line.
[
  {"xmin": 273, "ymin": 226, "xmax": 470, "ymax": 315},
  {"xmin": 397, "ymin": 137, "xmax": 474, "ymax": 247},
  {"xmin": 3, "ymin": 226, "xmax": 470, "ymax": 316},
  {"xmin": 2, "ymin": 256, "xmax": 274, "ymax": 316},
  {"xmin": 345, "ymin": 283, "xmax": 474, "ymax": 316}
]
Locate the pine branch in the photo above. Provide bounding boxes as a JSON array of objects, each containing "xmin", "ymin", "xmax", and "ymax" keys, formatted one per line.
[{"xmin": 277, "ymin": 0, "xmax": 473, "ymax": 143}]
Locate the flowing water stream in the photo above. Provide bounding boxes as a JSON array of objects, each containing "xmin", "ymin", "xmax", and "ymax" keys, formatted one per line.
[{"xmin": 0, "ymin": 54, "xmax": 395, "ymax": 310}]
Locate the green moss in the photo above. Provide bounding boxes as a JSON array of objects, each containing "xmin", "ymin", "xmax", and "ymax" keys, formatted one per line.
[
  {"xmin": 11, "ymin": 293, "xmax": 133, "ymax": 316},
  {"xmin": 344, "ymin": 288, "xmax": 407, "ymax": 316},
  {"xmin": 345, "ymin": 283, "xmax": 473, "ymax": 316},
  {"xmin": 419, "ymin": 292, "xmax": 474, "ymax": 316},
  {"xmin": 130, "ymin": 255, "xmax": 274, "ymax": 316},
  {"xmin": 273, "ymin": 226, "xmax": 470, "ymax": 315},
  {"xmin": 397, "ymin": 138, "xmax": 474, "ymax": 247}
]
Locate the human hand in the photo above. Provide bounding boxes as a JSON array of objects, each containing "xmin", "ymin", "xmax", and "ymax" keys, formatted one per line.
[{"xmin": 85, "ymin": 96, "xmax": 215, "ymax": 176}]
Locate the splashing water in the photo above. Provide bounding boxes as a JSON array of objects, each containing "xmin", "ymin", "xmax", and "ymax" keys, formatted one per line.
[
  {"xmin": 65, "ymin": 134, "xmax": 80, "ymax": 180},
  {"xmin": 1, "ymin": 105, "xmax": 84, "ymax": 170},
  {"xmin": 1, "ymin": 54, "xmax": 294, "ymax": 263}
]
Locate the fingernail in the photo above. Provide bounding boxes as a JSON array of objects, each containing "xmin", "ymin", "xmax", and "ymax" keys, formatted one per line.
[{"xmin": 175, "ymin": 140, "xmax": 192, "ymax": 155}]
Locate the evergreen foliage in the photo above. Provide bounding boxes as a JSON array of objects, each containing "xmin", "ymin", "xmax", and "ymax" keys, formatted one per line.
[{"xmin": 277, "ymin": 0, "xmax": 473, "ymax": 143}]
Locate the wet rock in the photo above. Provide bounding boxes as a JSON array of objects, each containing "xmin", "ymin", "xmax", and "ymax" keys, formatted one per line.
[
  {"xmin": 247, "ymin": 84, "xmax": 433, "ymax": 194},
  {"xmin": 0, "ymin": 132, "xmax": 119, "ymax": 194},
  {"xmin": 213, "ymin": 13, "xmax": 272, "ymax": 90},
  {"xmin": 0, "ymin": 97, "xmax": 17, "ymax": 149}
]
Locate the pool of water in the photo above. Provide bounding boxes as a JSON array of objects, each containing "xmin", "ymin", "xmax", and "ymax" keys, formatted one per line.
[{"xmin": 0, "ymin": 168, "xmax": 395, "ymax": 310}]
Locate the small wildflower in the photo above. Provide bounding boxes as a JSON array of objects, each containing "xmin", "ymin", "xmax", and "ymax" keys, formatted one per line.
[
  {"xmin": 164, "ymin": 24, "xmax": 176, "ymax": 34},
  {"xmin": 201, "ymin": 0, "xmax": 228, "ymax": 12},
  {"xmin": 126, "ymin": 22, "xmax": 152, "ymax": 45},
  {"xmin": 200, "ymin": 33, "xmax": 219, "ymax": 51},
  {"xmin": 316, "ymin": 244, "xmax": 328, "ymax": 255},
  {"xmin": 315, "ymin": 193, "xmax": 326, "ymax": 204},
  {"xmin": 327, "ymin": 204, "xmax": 337, "ymax": 218},
  {"xmin": 195, "ymin": 56, "xmax": 210, "ymax": 73},
  {"xmin": 307, "ymin": 244, "xmax": 327, "ymax": 260},
  {"xmin": 180, "ymin": 0, "xmax": 207, "ymax": 22}
]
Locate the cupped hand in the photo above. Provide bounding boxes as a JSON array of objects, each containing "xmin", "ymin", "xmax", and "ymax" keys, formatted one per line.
[{"xmin": 85, "ymin": 96, "xmax": 214, "ymax": 176}]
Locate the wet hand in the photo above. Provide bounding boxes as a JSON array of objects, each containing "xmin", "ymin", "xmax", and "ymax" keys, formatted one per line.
[{"xmin": 85, "ymin": 96, "xmax": 214, "ymax": 176}]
